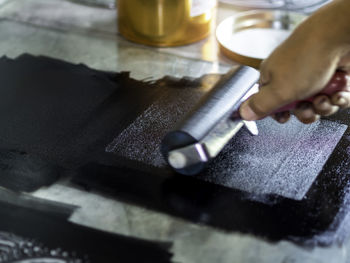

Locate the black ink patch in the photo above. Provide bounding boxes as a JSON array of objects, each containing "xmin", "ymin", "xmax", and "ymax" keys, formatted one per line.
[
  {"xmin": 0, "ymin": 54, "xmax": 162, "ymax": 191},
  {"xmin": 0, "ymin": 187, "xmax": 76, "ymax": 219},
  {"xmin": 0, "ymin": 150, "xmax": 61, "ymax": 192},
  {"xmin": 0, "ymin": 200, "xmax": 172, "ymax": 263}
]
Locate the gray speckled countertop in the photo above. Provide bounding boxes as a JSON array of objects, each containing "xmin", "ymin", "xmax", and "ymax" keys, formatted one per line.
[{"xmin": 0, "ymin": 1, "xmax": 349, "ymax": 262}]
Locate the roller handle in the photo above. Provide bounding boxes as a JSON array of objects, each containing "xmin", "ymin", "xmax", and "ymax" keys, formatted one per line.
[{"xmin": 274, "ymin": 70, "xmax": 348, "ymax": 113}]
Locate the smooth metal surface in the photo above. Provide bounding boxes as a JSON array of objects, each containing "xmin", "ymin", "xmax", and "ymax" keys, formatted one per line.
[
  {"xmin": 168, "ymin": 118, "xmax": 244, "ymax": 169},
  {"xmin": 172, "ymin": 66, "xmax": 259, "ymax": 141},
  {"xmin": 201, "ymin": 117, "xmax": 244, "ymax": 158},
  {"xmin": 168, "ymin": 143, "xmax": 209, "ymax": 169},
  {"xmin": 244, "ymin": 120, "xmax": 259, "ymax": 135},
  {"xmin": 162, "ymin": 66, "xmax": 259, "ymax": 174},
  {"xmin": 216, "ymin": 10, "xmax": 306, "ymax": 68},
  {"xmin": 166, "ymin": 79, "xmax": 259, "ymax": 171}
]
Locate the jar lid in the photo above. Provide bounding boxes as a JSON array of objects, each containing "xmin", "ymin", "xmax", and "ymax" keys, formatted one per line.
[{"xmin": 216, "ymin": 10, "xmax": 307, "ymax": 68}]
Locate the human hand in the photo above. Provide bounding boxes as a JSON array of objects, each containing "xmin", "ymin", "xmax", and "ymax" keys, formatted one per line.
[{"xmin": 239, "ymin": 0, "xmax": 350, "ymax": 124}]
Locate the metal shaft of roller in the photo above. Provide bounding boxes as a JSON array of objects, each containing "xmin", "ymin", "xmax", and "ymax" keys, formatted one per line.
[{"xmin": 161, "ymin": 66, "xmax": 260, "ymax": 175}]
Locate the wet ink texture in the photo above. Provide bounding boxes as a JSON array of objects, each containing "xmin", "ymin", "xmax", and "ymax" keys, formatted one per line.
[
  {"xmin": 203, "ymin": 117, "xmax": 347, "ymax": 199},
  {"xmin": 0, "ymin": 54, "xmax": 162, "ymax": 191},
  {"xmin": 0, "ymin": 150, "xmax": 61, "ymax": 192},
  {"xmin": 106, "ymin": 77, "xmax": 208, "ymax": 168},
  {"xmin": 0, "ymin": 54, "xmax": 161, "ymax": 168}
]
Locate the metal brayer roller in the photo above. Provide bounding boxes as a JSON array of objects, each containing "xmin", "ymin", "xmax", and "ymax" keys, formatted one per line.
[
  {"xmin": 161, "ymin": 66, "xmax": 347, "ymax": 176},
  {"xmin": 161, "ymin": 66, "xmax": 260, "ymax": 175}
]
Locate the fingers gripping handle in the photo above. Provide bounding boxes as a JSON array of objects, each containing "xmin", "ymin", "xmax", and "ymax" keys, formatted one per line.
[{"xmin": 274, "ymin": 70, "xmax": 348, "ymax": 113}]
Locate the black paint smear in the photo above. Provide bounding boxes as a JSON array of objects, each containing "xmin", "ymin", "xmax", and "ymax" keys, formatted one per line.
[
  {"xmin": 0, "ymin": 54, "xmax": 162, "ymax": 192},
  {"xmin": 0, "ymin": 54, "xmax": 162, "ymax": 169},
  {"xmin": 0, "ymin": 149, "xmax": 62, "ymax": 192},
  {"xmin": 0, "ymin": 200, "xmax": 173, "ymax": 262},
  {"xmin": 0, "ymin": 187, "xmax": 76, "ymax": 220}
]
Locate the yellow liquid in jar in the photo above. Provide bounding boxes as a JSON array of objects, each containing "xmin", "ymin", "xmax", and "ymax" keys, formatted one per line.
[{"xmin": 118, "ymin": 0, "xmax": 216, "ymax": 47}]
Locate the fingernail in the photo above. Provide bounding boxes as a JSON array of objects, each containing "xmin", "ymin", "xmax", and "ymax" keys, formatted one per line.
[
  {"xmin": 276, "ymin": 116, "xmax": 287, "ymax": 123},
  {"xmin": 302, "ymin": 109, "xmax": 314, "ymax": 119},
  {"xmin": 275, "ymin": 112, "xmax": 289, "ymax": 123},
  {"xmin": 240, "ymin": 104, "xmax": 259, "ymax": 121},
  {"xmin": 317, "ymin": 99, "xmax": 331, "ymax": 110},
  {"xmin": 317, "ymin": 97, "xmax": 327, "ymax": 105},
  {"xmin": 337, "ymin": 96, "xmax": 347, "ymax": 106}
]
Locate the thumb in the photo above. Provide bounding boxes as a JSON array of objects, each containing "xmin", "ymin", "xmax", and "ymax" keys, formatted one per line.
[{"xmin": 239, "ymin": 85, "xmax": 291, "ymax": 121}]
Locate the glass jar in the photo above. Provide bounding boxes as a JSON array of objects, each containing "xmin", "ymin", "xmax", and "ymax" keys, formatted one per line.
[{"xmin": 118, "ymin": 0, "xmax": 217, "ymax": 47}]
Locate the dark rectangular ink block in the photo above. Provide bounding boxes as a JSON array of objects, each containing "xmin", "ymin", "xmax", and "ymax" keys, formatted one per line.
[
  {"xmin": 0, "ymin": 54, "xmax": 163, "ymax": 191},
  {"xmin": 0, "ymin": 54, "xmax": 162, "ymax": 169}
]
